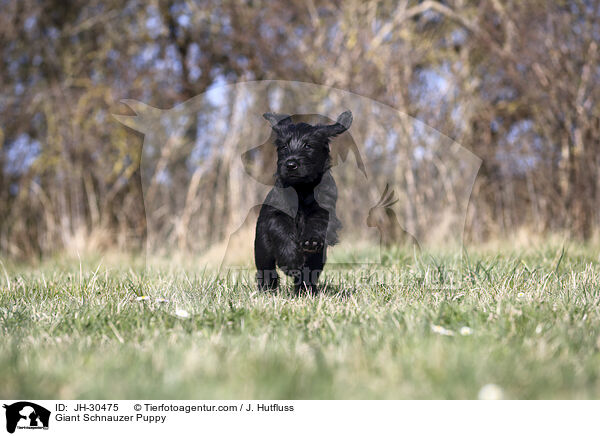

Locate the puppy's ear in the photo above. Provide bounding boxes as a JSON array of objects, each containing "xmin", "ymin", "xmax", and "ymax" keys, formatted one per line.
[
  {"xmin": 319, "ymin": 110, "xmax": 353, "ymax": 137},
  {"xmin": 263, "ymin": 113, "xmax": 292, "ymax": 130}
]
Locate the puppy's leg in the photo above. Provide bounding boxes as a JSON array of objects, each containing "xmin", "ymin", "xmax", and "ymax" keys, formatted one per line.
[
  {"xmin": 255, "ymin": 211, "xmax": 279, "ymax": 290},
  {"xmin": 265, "ymin": 212, "xmax": 304, "ymax": 288},
  {"xmin": 297, "ymin": 207, "xmax": 330, "ymax": 294},
  {"xmin": 274, "ymin": 234, "xmax": 304, "ymax": 289},
  {"xmin": 255, "ymin": 234, "xmax": 278, "ymax": 290},
  {"xmin": 300, "ymin": 207, "xmax": 329, "ymax": 254},
  {"xmin": 256, "ymin": 206, "xmax": 304, "ymax": 289},
  {"xmin": 295, "ymin": 249, "xmax": 326, "ymax": 295}
]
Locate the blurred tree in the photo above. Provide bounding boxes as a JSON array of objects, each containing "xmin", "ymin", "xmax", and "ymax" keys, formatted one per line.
[{"xmin": 0, "ymin": 0, "xmax": 598, "ymax": 258}]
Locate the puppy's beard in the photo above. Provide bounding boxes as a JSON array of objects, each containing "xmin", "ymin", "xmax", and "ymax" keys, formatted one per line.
[
  {"xmin": 279, "ymin": 171, "xmax": 320, "ymax": 186},
  {"xmin": 278, "ymin": 162, "xmax": 327, "ymax": 186}
]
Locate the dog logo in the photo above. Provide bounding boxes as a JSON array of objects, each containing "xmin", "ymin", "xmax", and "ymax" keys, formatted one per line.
[{"xmin": 3, "ymin": 402, "xmax": 50, "ymax": 434}]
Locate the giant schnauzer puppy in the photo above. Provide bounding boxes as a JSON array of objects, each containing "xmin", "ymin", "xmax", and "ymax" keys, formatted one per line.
[{"xmin": 255, "ymin": 110, "xmax": 352, "ymax": 294}]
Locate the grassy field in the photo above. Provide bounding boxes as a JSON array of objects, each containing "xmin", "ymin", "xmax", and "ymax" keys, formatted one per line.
[{"xmin": 1, "ymin": 241, "xmax": 600, "ymax": 399}]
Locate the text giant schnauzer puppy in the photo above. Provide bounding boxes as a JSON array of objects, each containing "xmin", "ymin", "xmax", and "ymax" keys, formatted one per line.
[{"xmin": 255, "ymin": 111, "xmax": 352, "ymax": 294}]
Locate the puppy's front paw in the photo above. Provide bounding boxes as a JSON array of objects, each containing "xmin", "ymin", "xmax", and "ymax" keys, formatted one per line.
[{"xmin": 302, "ymin": 237, "xmax": 324, "ymax": 253}]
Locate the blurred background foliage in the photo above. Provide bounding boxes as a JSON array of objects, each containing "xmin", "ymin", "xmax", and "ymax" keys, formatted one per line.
[{"xmin": 0, "ymin": 0, "xmax": 599, "ymax": 259}]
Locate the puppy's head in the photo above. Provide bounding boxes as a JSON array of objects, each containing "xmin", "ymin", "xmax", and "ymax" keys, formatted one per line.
[{"xmin": 263, "ymin": 111, "xmax": 352, "ymax": 186}]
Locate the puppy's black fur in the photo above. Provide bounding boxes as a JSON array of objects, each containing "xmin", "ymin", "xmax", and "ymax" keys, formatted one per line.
[{"xmin": 255, "ymin": 111, "xmax": 352, "ymax": 294}]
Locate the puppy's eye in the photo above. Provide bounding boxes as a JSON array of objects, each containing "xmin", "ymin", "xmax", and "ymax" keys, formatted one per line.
[{"xmin": 302, "ymin": 143, "xmax": 311, "ymax": 149}]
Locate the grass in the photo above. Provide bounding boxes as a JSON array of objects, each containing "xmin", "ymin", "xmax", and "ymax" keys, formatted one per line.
[{"xmin": 1, "ymin": 242, "xmax": 600, "ymax": 399}]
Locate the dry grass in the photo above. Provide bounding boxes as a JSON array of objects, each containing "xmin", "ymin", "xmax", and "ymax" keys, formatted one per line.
[{"xmin": 1, "ymin": 241, "xmax": 600, "ymax": 399}]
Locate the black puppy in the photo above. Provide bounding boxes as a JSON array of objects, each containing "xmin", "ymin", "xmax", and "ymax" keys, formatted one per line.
[{"xmin": 255, "ymin": 111, "xmax": 352, "ymax": 293}]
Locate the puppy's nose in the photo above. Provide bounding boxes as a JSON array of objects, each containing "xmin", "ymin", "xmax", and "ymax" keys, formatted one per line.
[{"xmin": 286, "ymin": 160, "xmax": 298, "ymax": 170}]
